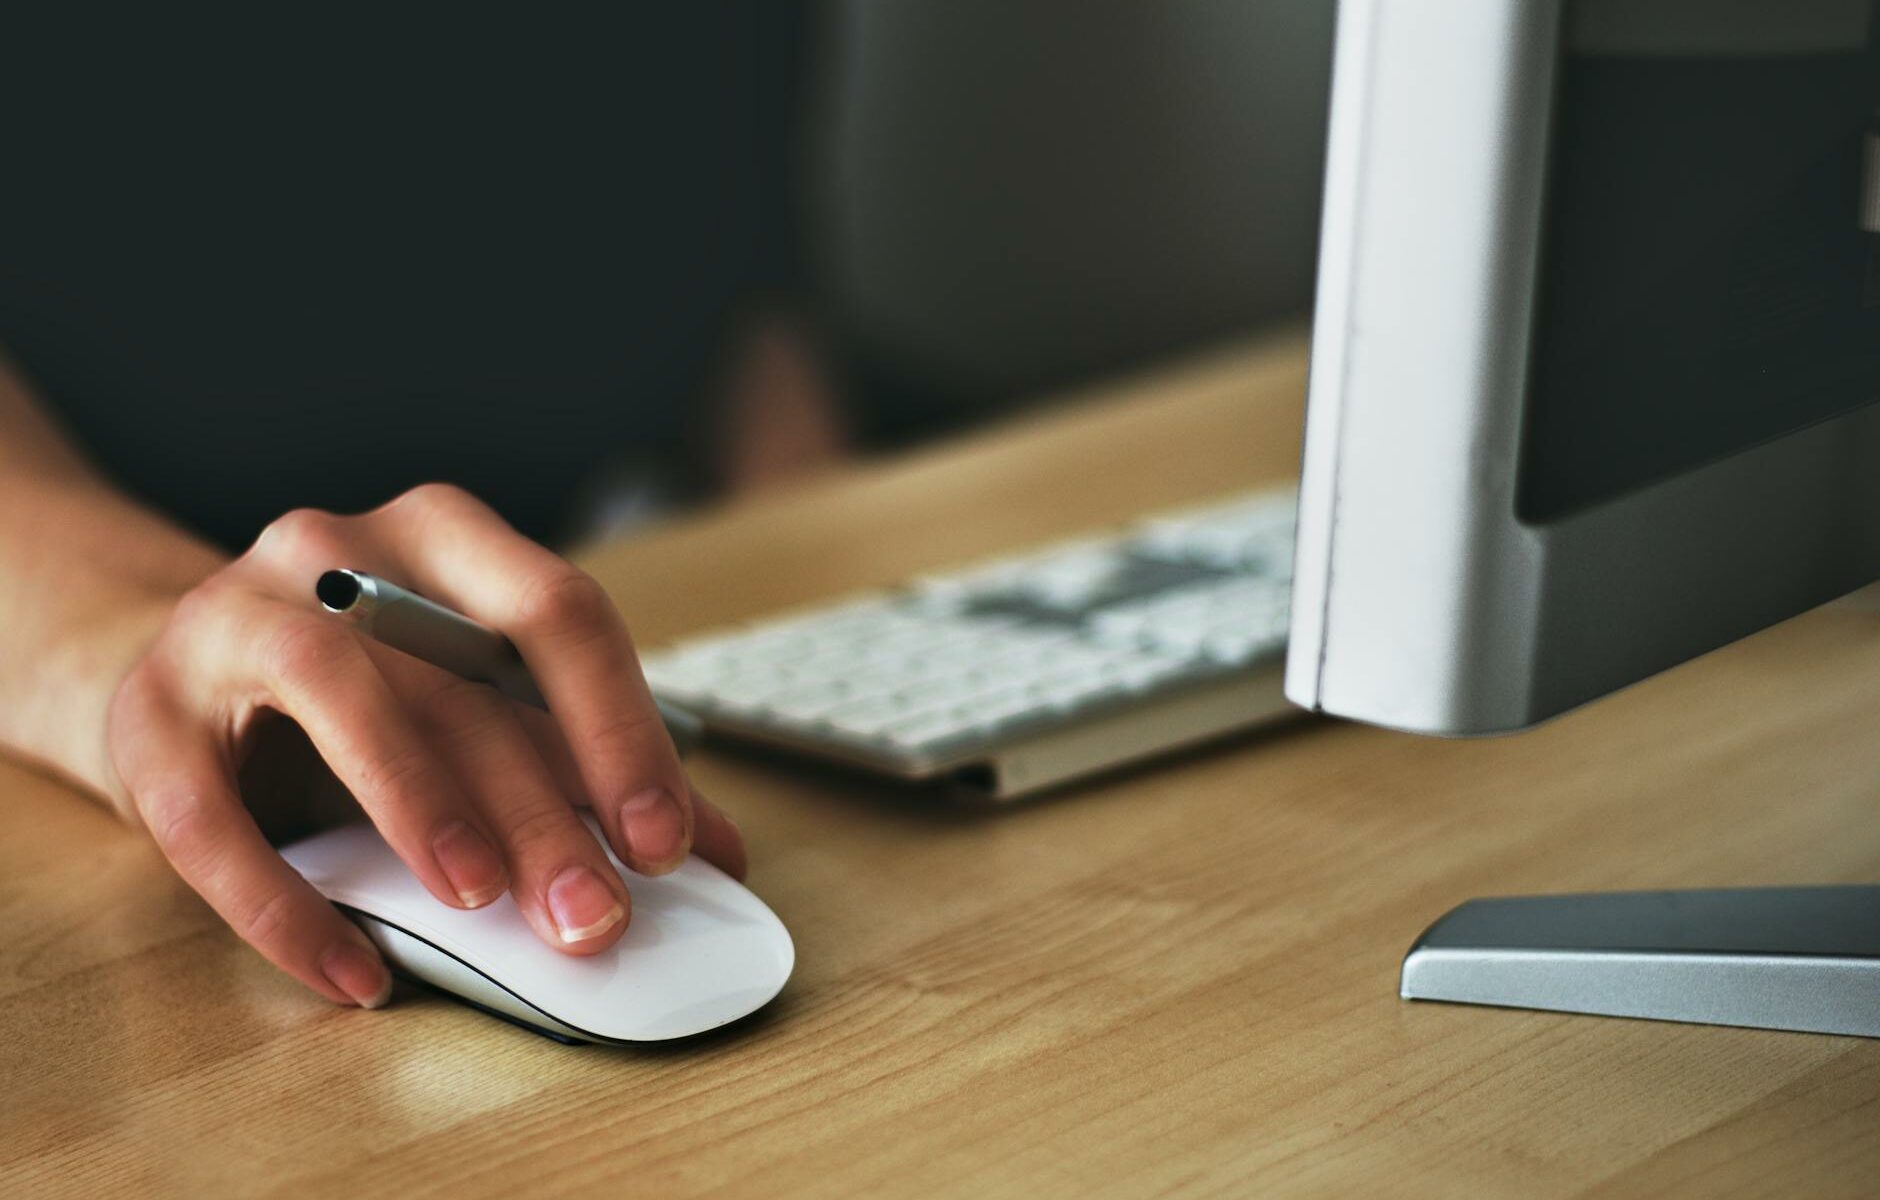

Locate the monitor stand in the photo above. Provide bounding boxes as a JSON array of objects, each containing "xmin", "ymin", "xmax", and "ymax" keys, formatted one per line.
[{"xmin": 1401, "ymin": 886, "xmax": 1880, "ymax": 1037}]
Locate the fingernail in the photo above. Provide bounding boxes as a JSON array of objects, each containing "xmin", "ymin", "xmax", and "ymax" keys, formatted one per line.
[
  {"xmin": 547, "ymin": 866, "xmax": 625, "ymax": 943},
  {"xmin": 322, "ymin": 943, "xmax": 393, "ymax": 1009},
  {"xmin": 432, "ymin": 820, "xmax": 507, "ymax": 907},
  {"xmin": 619, "ymin": 787, "xmax": 688, "ymax": 871}
]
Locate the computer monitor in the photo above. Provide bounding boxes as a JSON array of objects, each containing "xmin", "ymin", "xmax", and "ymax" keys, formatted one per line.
[{"xmin": 1287, "ymin": 0, "xmax": 1880, "ymax": 1035}]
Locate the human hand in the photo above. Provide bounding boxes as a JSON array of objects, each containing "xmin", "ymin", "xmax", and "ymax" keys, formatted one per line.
[{"xmin": 106, "ymin": 483, "xmax": 745, "ymax": 1008}]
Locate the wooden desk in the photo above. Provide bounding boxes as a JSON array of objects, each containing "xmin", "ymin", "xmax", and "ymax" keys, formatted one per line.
[{"xmin": 7, "ymin": 334, "xmax": 1880, "ymax": 1198}]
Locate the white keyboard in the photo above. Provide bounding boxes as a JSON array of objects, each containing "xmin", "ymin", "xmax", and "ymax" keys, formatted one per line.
[{"xmin": 641, "ymin": 488, "xmax": 1300, "ymax": 799}]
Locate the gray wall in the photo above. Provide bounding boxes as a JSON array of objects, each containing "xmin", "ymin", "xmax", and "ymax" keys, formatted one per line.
[{"xmin": 812, "ymin": 0, "xmax": 1337, "ymax": 412}]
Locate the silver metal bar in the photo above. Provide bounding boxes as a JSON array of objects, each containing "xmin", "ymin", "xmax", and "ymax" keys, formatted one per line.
[{"xmin": 1401, "ymin": 886, "xmax": 1880, "ymax": 1038}]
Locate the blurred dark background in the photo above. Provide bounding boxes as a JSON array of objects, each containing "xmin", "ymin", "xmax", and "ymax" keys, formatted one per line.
[
  {"xmin": 0, "ymin": 0, "xmax": 1337, "ymax": 547},
  {"xmin": 808, "ymin": 0, "xmax": 1336, "ymax": 448}
]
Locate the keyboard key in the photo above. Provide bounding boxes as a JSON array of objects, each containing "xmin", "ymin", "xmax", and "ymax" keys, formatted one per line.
[
  {"xmin": 891, "ymin": 674, "xmax": 981, "ymax": 710},
  {"xmin": 1114, "ymin": 653, "xmax": 1191, "ymax": 692},
  {"xmin": 763, "ymin": 683, "xmax": 856, "ymax": 723},
  {"xmin": 951, "ymin": 688, "xmax": 1037, "ymax": 730},
  {"xmin": 882, "ymin": 710, "xmax": 977, "ymax": 752},
  {"xmin": 824, "ymin": 699, "xmax": 912, "ymax": 738},
  {"xmin": 1201, "ymin": 632, "xmax": 1266, "ymax": 666}
]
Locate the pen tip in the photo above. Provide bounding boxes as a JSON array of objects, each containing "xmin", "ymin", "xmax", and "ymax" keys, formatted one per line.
[{"xmin": 316, "ymin": 569, "xmax": 363, "ymax": 613}]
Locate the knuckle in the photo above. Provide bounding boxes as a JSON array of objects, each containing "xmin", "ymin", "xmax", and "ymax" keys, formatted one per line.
[
  {"xmin": 351, "ymin": 743, "xmax": 439, "ymax": 805},
  {"xmin": 586, "ymin": 707, "xmax": 665, "ymax": 766},
  {"xmin": 108, "ymin": 657, "xmax": 164, "ymax": 724},
  {"xmin": 499, "ymin": 803, "xmax": 586, "ymax": 860},
  {"xmin": 167, "ymin": 582, "xmax": 231, "ymax": 636},
  {"xmin": 515, "ymin": 568, "xmax": 613, "ymax": 637},
  {"xmin": 236, "ymin": 888, "xmax": 298, "ymax": 950},
  {"xmin": 253, "ymin": 507, "xmax": 347, "ymax": 567},
  {"xmin": 137, "ymin": 783, "xmax": 214, "ymax": 868},
  {"xmin": 405, "ymin": 481, "xmax": 471, "ymax": 507},
  {"xmin": 262, "ymin": 616, "xmax": 353, "ymax": 685},
  {"xmin": 105, "ymin": 670, "xmax": 167, "ymax": 802},
  {"xmin": 384, "ymin": 481, "xmax": 473, "ymax": 523},
  {"xmin": 425, "ymin": 679, "xmax": 513, "ymax": 736},
  {"xmin": 577, "ymin": 708, "xmax": 674, "ymax": 799}
]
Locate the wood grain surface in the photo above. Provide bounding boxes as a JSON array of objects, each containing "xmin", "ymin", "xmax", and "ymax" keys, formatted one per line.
[{"xmin": 6, "ymin": 333, "xmax": 1880, "ymax": 1198}]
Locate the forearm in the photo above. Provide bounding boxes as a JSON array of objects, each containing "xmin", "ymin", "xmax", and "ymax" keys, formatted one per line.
[{"xmin": 0, "ymin": 358, "xmax": 225, "ymax": 805}]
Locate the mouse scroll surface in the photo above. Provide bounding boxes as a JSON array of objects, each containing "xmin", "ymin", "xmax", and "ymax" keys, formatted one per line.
[{"xmin": 280, "ymin": 814, "xmax": 794, "ymax": 1043}]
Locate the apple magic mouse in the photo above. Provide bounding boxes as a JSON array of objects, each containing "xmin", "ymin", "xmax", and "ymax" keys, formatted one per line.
[{"xmin": 280, "ymin": 812, "xmax": 794, "ymax": 1043}]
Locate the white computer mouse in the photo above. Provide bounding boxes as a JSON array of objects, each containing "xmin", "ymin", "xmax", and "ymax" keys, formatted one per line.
[{"xmin": 280, "ymin": 813, "xmax": 794, "ymax": 1043}]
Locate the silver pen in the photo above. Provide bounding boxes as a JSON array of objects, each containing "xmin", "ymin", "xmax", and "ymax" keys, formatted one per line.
[{"xmin": 315, "ymin": 569, "xmax": 703, "ymax": 755}]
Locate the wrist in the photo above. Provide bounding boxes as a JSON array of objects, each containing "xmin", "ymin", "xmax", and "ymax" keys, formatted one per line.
[
  {"xmin": 0, "ymin": 474, "xmax": 224, "ymax": 811},
  {"xmin": 21, "ymin": 589, "xmax": 182, "ymax": 811}
]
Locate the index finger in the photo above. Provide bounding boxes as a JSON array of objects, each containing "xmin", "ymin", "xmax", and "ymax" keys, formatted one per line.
[{"xmin": 364, "ymin": 484, "xmax": 693, "ymax": 875}]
